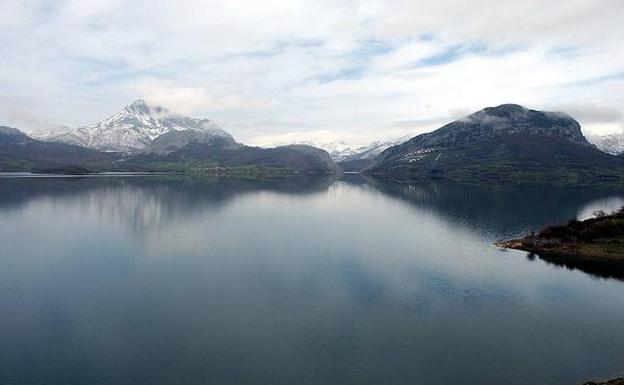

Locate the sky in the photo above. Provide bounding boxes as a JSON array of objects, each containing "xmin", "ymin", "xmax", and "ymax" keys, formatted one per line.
[{"xmin": 1, "ymin": 0, "xmax": 623, "ymax": 145}]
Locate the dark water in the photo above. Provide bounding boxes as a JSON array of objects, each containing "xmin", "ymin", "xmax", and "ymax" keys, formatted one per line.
[{"xmin": 0, "ymin": 175, "xmax": 623, "ymax": 385}]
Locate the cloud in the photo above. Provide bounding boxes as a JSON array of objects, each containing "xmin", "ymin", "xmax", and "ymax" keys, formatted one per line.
[
  {"xmin": 137, "ymin": 81, "xmax": 242, "ymax": 116},
  {"xmin": 548, "ymin": 104, "xmax": 622, "ymax": 124},
  {"xmin": 547, "ymin": 103, "xmax": 624, "ymax": 135},
  {"xmin": 0, "ymin": 0, "xmax": 623, "ymax": 141},
  {"xmin": 0, "ymin": 104, "xmax": 42, "ymax": 127}
]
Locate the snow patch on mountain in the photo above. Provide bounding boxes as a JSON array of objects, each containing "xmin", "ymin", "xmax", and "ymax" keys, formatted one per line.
[
  {"xmin": 338, "ymin": 135, "xmax": 415, "ymax": 162},
  {"xmin": 588, "ymin": 133, "xmax": 624, "ymax": 155}
]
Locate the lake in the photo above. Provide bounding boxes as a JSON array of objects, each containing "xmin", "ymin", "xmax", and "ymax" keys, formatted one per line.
[{"xmin": 0, "ymin": 175, "xmax": 623, "ymax": 385}]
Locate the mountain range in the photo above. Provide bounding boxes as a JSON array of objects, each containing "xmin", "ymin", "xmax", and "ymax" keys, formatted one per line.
[
  {"xmin": 252, "ymin": 135, "xmax": 413, "ymax": 162},
  {"xmin": 1, "ymin": 100, "xmax": 338, "ymax": 175},
  {"xmin": 3, "ymin": 101, "xmax": 624, "ymax": 185}
]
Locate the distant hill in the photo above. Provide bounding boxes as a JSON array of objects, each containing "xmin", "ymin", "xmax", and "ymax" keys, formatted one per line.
[
  {"xmin": 252, "ymin": 134, "xmax": 414, "ymax": 163},
  {"xmin": 0, "ymin": 126, "xmax": 120, "ymax": 172},
  {"xmin": 145, "ymin": 129, "xmax": 243, "ymax": 155},
  {"xmin": 130, "ymin": 139, "xmax": 338, "ymax": 174},
  {"xmin": 1, "ymin": 124, "xmax": 338, "ymax": 175},
  {"xmin": 365, "ymin": 104, "xmax": 624, "ymax": 185},
  {"xmin": 252, "ymin": 134, "xmax": 414, "ymax": 172}
]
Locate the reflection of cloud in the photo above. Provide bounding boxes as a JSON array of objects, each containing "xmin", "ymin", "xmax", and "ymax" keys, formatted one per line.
[
  {"xmin": 550, "ymin": 104, "xmax": 622, "ymax": 124},
  {"xmin": 548, "ymin": 103, "xmax": 623, "ymax": 135},
  {"xmin": 577, "ymin": 196, "xmax": 624, "ymax": 220}
]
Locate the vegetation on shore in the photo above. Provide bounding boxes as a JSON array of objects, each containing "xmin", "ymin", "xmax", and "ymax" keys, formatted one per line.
[
  {"xmin": 117, "ymin": 160, "xmax": 304, "ymax": 177},
  {"xmin": 1, "ymin": 158, "xmax": 314, "ymax": 180},
  {"xmin": 497, "ymin": 207, "xmax": 624, "ymax": 264},
  {"xmin": 152, "ymin": 164, "xmax": 311, "ymax": 179},
  {"xmin": 32, "ymin": 165, "xmax": 95, "ymax": 175}
]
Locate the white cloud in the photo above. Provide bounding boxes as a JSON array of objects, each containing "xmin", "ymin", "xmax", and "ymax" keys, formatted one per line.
[
  {"xmin": 0, "ymin": 0, "xmax": 623, "ymax": 143},
  {"xmin": 137, "ymin": 81, "xmax": 242, "ymax": 116}
]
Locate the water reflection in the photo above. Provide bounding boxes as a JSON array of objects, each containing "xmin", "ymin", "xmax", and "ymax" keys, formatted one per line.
[
  {"xmin": 0, "ymin": 175, "xmax": 623, "ymax": 385},
  {"xmin": 2, "ymin": 174, "xmax": 623, "ymax": 279},
  {"xmin": 358, "ymin": 175, "xmax": 624, "ymax": 238},
  {"xmin": 0, "ymin": 175, "xmax": 335, "ymax": 236},
  {"xmin": 3, "ymin": 174, "xmax": 619, "ymax": 239},
  {"xmin": 354, "ymin": 175, "xmax": 624, "ymax": 281}
]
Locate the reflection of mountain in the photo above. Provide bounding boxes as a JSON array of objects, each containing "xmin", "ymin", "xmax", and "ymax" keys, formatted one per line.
[
  {"xmin": 359, "ymin": 176, "xmax": 624, "ymax": 238},
  {"xmin": 355, "ymin": 176, "xmax": 624, "ymax": 281},
  {"xmin": 0, "ymin": 175, "xmax": 335, "ymax": 235},
  {"xmin": 527, "ymin": 251, "xmax": 624, "ymax": 281}
]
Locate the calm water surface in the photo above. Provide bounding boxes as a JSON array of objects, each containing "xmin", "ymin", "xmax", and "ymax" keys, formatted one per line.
[{"xmin": 0, "ymin": 175, "xmax": 623, "ymax": 385}]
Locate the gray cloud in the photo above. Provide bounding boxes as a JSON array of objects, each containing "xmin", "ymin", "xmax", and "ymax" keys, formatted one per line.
[
  {"xmin": 549, "ymin": 104, "xmax": 622, "ymax": 124},
  {"xmin": 0, "ymin": 104, "xmax": 41, "ymax": 127}
]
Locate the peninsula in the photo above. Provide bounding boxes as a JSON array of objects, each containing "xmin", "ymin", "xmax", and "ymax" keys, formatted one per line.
[{"xmin": 497, "ymin": 208, "xmax": 624, "ymax": 272}]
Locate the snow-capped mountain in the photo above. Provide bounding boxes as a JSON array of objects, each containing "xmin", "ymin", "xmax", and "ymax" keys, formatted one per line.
[
  {"xmin": 250, "ymin": 134, "xmax": 414, "ymax": 161},
  {"xmin": 32, "ymin": 100, "xmax": 233, "ymax": 154},
  {"xmin": 249, "ymin": 137, "xmax": 361, "ymax": 161},
  {"xmin": 587, "ymin": 133, "xmax": 624, "ymax": 155},
  {"xmin": 337, "ymin": 135, "xmax": 414, "ymax": 162}
]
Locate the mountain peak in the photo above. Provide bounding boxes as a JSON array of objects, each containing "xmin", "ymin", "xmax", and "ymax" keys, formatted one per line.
[
  {"xmin": 483, "ymin": 103, "xmax": 527, "ymax": 116},
  {"xmin": 125, "ymin": 99, "xmax": 168, "ymax": 116},
  {"xmin": 455, "ymin": 104, "xmax": 587, "ymax": 144},
  {"xmin": 130, "ymin": 99, "xmax": 147, "ymax": 107}
]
